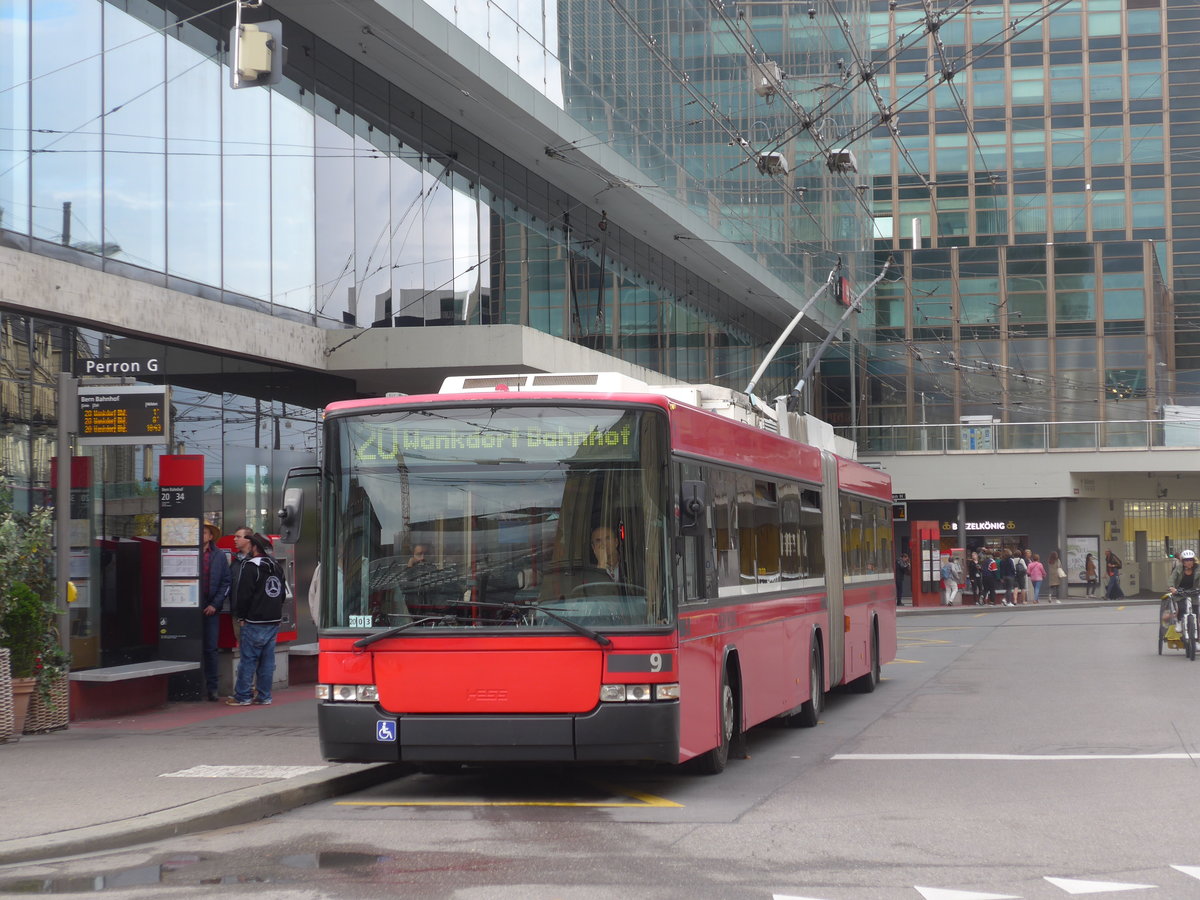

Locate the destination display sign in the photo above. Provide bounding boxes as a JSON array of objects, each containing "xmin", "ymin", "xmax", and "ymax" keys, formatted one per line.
[
  {"xmin": 344, "ymin": 409, "xmax": 644, "ymax": 466},
  {"xmin": 77, "ymin": 386, "xmax": 169, "ymax": 445}
]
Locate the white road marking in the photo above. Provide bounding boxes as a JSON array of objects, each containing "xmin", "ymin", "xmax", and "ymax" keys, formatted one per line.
[
  {"xmin": 1172, "ymin": 865, "xmax": 1200, "ymax": 880},
  {"xmin": 1043, "ymin": 876, "xmax": 1157, "ymax": 894},
  {"xmin": 160, "ymin": 765, "xmax": 327, "ymax": 779},
  {"xmin": 915, "ymin": 888, "xmax": 1021, "ymax": 900},
  {"xmin": 832, "ymin": 753, "xmax": 1196, "ymax": 761}
]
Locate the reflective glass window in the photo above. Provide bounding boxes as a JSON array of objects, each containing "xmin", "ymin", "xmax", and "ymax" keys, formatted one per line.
[
  {"xmin": 271, "ymin": 86, "xmax": 316, "ymax": 314},
  {"xmin": 166, "ymin": 19, "xmax": 220, "ymax": 287},
  {"xmin": 314, "ymin": 102, "xmax": 355, "ymax": 323},
  {"xmin": 222, "ymin": 67, "xmax": 271, "ymax": 299},
  {"xmin": 32, "ymin": 0, "xmax": 102, "ymax": 252},
  {"xmin": 0, "ymin": 0, "xmax": 30, "ymax": 234},
  {"xmin": 104, "ymin": 3, "xmax": 165, "ymax": 272}
]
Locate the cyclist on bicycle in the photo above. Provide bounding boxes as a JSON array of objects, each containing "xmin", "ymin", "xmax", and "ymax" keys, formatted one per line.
[{"xmin": 1169, "ymin": 549, "xmax": 1200, "ymax": 622}]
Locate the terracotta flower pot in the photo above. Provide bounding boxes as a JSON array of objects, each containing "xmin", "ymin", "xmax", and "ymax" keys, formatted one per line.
[{"xmin": 10, "ymin": 676, "xmax": 36, "ymax": 736}]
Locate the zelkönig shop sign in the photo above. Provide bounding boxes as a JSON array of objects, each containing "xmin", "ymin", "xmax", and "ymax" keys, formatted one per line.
[{"xmin": 77, "ymin": 385, "xmax": 169, "ymax": 446}]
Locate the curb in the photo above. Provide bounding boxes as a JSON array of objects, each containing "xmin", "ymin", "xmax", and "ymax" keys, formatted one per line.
[
  {"xmin": 0, "ymin": 762, "xmax": 409, "ymax": 867},
  {"xmin": 897, "ymin": 597, "xmax": 1159, "ymax": 615}
]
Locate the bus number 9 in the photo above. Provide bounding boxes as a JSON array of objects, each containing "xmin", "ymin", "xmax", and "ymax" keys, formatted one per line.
[{"xmin": 649, "ymin": 652, "xmax": 663, "ymax": 672}]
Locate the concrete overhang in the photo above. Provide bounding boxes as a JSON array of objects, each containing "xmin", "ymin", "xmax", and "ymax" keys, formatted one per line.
[
  {"xmin": 869, "ymin": 450, "xmax": 1200, "ymax": 501},
  {"xmin": 273, "ymin": 0, "xmax": 840, "ymax": 341},
  {"xmin": 1, "ymin": 246, "xmax": 679, "ymax": 401},
  {"xmin": 0, "ymin": 247, "xmax": 326, "ymax": 373},
  {"xmin": 324, "ymin": 323, "xmax": 681, "ymax": 397}
]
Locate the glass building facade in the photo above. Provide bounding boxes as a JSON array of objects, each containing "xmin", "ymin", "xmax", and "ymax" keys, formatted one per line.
[
  {"xmin": 861, "ymin": 0, "xmax": 1197, "ymax": 442},
  {"xmin": 0, "ymin": 0, "xmax": 875, "ymax": 393}
]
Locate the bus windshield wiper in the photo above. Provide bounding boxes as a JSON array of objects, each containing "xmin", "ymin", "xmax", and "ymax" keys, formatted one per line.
[
  {"xmin": 353, "ymin": 614, "xmax": 458, "ymax": 648},
  {"xmin": 446, "ymin": 597, "xmax": 613, "ymax": 647},
  {"xmin": 511, "ymin": 603, "xmax": 612, "ymax": 647}
]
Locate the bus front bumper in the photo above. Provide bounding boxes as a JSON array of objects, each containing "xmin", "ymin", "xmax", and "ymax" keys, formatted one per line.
[{"xmin": 318, "ymin": 700, "xmax": 680, "ymax": 765}]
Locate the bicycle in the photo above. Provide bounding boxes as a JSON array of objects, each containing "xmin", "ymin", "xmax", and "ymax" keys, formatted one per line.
[{"xmin": 1160, "ymin": 589, "xmax": 1199, "ymax": 661}]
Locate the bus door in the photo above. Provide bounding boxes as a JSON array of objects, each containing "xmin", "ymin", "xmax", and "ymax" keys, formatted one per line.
[{"xmin": 820, "ymin": 451, "xmax": 845, "ymax": 687}]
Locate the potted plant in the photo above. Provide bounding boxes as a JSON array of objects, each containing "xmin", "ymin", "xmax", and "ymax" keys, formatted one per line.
[
  {"xmin": 0, "ymin": 583, "xmax": 52, "ymax": 732},
  {"xmin": 0, "ymin": 487, "xmax": 66, "ymax": 734}
]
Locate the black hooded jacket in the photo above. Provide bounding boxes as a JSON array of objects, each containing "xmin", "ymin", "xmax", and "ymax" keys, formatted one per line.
[{"xmin": 234, "ymin": 555, "xmax": 286, "ymax": 624}]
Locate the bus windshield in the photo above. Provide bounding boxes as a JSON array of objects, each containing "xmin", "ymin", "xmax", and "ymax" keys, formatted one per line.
[{"xmin": 322, "ymin": 404, "xmax": 672, "ymax": 633}]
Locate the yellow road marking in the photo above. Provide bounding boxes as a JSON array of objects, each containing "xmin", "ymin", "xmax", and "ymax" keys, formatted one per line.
[
  {"xmin": 335, "ymin": 781, "xmax": 682, "ymax": 809},
  {"xmin": 888, "ymin": 658, "xmax": 923, "ymax": 664}
]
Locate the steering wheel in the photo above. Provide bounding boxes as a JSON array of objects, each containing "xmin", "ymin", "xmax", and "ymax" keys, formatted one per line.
[{"xmin": 568, "ymin": 581, "xmax": 645, "ymax": 599}]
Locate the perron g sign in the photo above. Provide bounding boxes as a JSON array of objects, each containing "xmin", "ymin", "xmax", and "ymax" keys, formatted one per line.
[{"xmin": 77, "ymin": 385, "xmax": 170, "ymax": 446}]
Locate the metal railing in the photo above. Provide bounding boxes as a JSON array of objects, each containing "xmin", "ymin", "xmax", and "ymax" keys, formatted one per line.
[{"xmin": 838, "ymin": 419, "xmax": 1200, "ymax": 454}]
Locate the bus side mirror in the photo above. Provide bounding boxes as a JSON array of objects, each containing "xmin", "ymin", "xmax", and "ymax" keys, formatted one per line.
[
  {"xmin": 277, "ymin": 486, "xmax": 305, "ymax": 544},
  {"xmin": 680, "ymin": 480, "xmax": 707, "ymax": 536}
]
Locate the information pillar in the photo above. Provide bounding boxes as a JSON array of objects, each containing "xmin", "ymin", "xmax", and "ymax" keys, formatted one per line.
[
  {"xmin": 909, "ymin": 520, "xmax": 943, "ymax": 608},
  {"xmin": 158, "ymin": 455, "xmax": 204, "ymax": 700}
]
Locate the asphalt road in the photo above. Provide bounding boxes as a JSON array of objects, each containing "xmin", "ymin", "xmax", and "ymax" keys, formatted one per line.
[{"xmin": 6, "ymin": 602, "xmax": 1200, "ymax": 899}]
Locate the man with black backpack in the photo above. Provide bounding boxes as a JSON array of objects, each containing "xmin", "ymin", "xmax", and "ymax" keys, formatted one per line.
[
  {"xmin": 227, "ymin": 532, "xmax": 288, "ymax": 707},
  {"xmin": 1012, "ymin": 550, "xmax": 1028, "ymax": 605}
]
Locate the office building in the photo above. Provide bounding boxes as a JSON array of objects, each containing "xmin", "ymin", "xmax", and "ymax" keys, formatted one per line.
[{"xmin": 861, "ymin": 0, "xmax": 1200, "ymax": 587}]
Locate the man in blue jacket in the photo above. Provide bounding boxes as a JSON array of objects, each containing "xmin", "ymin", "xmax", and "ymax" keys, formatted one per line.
[{"xmin": 200, "ymin": 523, "xmax": 231, "ymax": 701}]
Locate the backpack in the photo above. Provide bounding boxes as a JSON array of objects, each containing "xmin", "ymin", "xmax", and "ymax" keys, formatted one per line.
[
  {"xmin": 247, "ymin": 556, "xmax": 288, "ymax": 616},
  {"xmin": 1014, "ymin": 557, "xmax": 1027, "ymax": 576},
  {"xmin": 261, "ymin": 557, "xmax": 287, "ymax": 600}
]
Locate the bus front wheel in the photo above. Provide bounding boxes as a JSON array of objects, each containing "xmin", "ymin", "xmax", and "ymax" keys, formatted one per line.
[{"xmin": 690, "ymin": 669, "xmax": 735, "ymax": 775}]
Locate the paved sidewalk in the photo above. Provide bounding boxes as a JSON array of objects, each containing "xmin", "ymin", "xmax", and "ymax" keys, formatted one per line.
[
  {"xmin": 897, "ymin": 592, "xmax": 1160, "ymax": 614},
  {"xmin": 0, "ymin": 684, "xmax": 404, "ymax": 866}
]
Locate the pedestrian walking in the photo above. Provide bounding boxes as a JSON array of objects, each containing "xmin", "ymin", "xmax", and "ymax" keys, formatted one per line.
[
  {"xmin": 967, "ymin": 550, "xmax": 982, "ymax": 601},
  {"xmin": 998, "ymin": 548, "xmax": 1016, "ymax": 606},
  {"xmin": 979, "ymin": 548, "xmax": 1000, "ymax": 605},
  {"xmin": 1046, "ymin": 551, "xmax": 1065, "ymax": 602},
  {"xmin": 895, "ymin": 552, "xmax": 910, "ymax": 606},
  {"xmin": 1104, "ymin": 549, "xmax": 1124, "ymax": 600},
  {"xmin": 941, "ymin": 554, "xmax": 961, "ymax": 606},
  {"xmin": 1084, "ymin": 552, "xmax": 1099, "ymax": 597},
  {"xmin": 1011, "ymin": 549, "xmax": 1028, "ymax": 604},
  {"xmin": 1027, "ymin": 552, "xmax": 1046, "ymax": 604}
]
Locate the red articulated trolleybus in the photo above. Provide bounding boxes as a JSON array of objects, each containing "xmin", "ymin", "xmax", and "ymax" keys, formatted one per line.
[{"xmin": 279, "ymin": 372, "xmax": 895, "ymax": 773}]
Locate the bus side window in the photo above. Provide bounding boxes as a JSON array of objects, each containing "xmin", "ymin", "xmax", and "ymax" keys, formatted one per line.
[
  {"xmin": 737, "ymin": 473, "xmax": 757, "ymax": 585},
  {"xmin": 712, "ymin": 468, "xmax": 739, "ymax": 589},
  {"xmin": 678, "ymin": 463, "xmax": 709, "ymax": 605}
]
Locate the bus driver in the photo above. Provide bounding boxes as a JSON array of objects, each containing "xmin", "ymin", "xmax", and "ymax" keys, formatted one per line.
[{"xmin": 590, "ymin": 525, "xmax": 623, "ymax": 583}]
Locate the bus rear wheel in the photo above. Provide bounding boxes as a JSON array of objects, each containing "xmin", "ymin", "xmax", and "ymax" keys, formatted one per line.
[
  {"xmin": 794, "ymin": 645, "xmax": 824, "ymax": 728},
  {"xmin": 850, "ymin": 624, "xmax": 881, "ymax": 693}
]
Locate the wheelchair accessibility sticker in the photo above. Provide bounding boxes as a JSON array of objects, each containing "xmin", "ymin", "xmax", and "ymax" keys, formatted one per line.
[{"xmin": 376, "ymin": 720, "xmax": 397, "ymax": 742}]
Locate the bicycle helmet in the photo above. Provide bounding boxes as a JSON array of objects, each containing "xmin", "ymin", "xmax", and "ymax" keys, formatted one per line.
[{"xmin": 1182, "ymin": 550, "xmax": 1196, "ymax": 561}]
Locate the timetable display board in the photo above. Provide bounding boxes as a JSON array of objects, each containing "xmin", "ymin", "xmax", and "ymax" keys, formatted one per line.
[
  {"xmin": 77, "ymin": 385, "xmax": 169, "ymax": 445},
  {"xmin": 158, "ymin": 454, "xmax": 204, "ymax": 700}
]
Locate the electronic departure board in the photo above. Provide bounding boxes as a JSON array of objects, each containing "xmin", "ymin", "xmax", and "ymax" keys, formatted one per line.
[{"xmin": 77, "ymin": 386, "xmax": 169, "ymax": 445}]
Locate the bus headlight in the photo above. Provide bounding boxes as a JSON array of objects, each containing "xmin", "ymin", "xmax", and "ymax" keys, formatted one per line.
[
  {"xmin": 321, "ymin": 684, "xmax": 379, "ymax": 702},
  {"xmin": 600, "ymin": 683, "xmax": 678, "ymax": 702}
]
